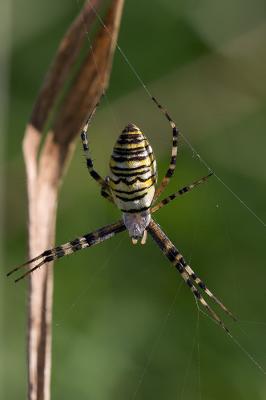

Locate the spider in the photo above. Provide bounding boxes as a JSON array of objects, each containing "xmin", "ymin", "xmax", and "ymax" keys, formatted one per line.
[{"xmin": 7, "ymin": 96, "xmax": 235, "ymax": 332}]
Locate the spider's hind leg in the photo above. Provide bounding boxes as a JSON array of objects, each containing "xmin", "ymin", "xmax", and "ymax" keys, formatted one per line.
[
  {"xmin": 7, "ymin": 220, "xmax": 126, "ymax": 282},
  {"xmin": 147, "ymin": 218, "xmax": 235, "ymax": 333}
]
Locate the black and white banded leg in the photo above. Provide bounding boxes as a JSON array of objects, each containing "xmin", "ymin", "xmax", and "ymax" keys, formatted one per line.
[
  {"xmin": 7, "ymin": 220, "xmax": 126, "ymax": 282},
  {"xmin": 81, "ymin": 103, "xmax": 113, "ymax": 202},
  {"xmin": 147, "ymin": 219, "xmax": 235, "ymax": 333},
  {"xmin": 151, "ymin": 172, "xmax": 213, "ymax": 213},
  {"xmin": 151, "ymin": 96, "xmax": 179, "ymax": 201}
]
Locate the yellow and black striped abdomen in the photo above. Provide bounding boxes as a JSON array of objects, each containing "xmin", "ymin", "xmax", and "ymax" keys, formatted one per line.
[{"xmin": 109, "ymin": 124, "xmax": 157, "ymax": 213}]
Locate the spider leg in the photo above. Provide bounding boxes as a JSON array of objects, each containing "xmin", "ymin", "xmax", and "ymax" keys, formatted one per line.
[
  {"xmin": 151, "ymin": 96, "xmax": 179, "ymax": 201},
  {"xmin": 81, "ymin": 103, "xmax": 113, "ymax": 203},
  {"xmin": 182, "ymin": 264, "xmax": 236, "ymax": 321},
  {"xmin": 101, "ymin": 187, "xmax": 113, "ymax": 201},
  {"xmin": 147, "ymin": 219, "xmax": 235, "ymax": 333},
  {"xmin": 7, "ymin": 220, "xmax": 125, "ymax": 283},
  {"xmin": 100, "ymin": 177, "xmax": 114, "ymax": 202},
  {"xmin": 151, "ymin": 173, "xmax": 213, "ymax": 213}
]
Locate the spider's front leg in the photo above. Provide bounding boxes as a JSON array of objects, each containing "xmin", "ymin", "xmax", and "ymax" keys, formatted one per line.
[
  {"xmin": 151, "ymin": 96, "xmax": 179, "ymax": 201},
  {"xmin": 101, "ymin": 176, "xmax": 113, "ymax": 202},
  {"xmin": 81, "ymin": 104, "xmax": 113, "ymax": 203},
  {"xmin": 7, "ymin": 220, "xmax": 126, "ymax": 282},
  {"xmin": 147, "ymin": 218, "xmax": 236, "ymax": 333}
]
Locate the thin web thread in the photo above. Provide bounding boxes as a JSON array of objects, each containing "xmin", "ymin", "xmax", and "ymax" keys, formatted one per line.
[
  {"xmin": 86, "ymin": 0, "xmax": 265, "ymax": 229},
  {"xmin": 196, "ymin": 304, "xmax": 266, "ymax": 376},
  {"xmin": 75, "ymin": 0, "xmax": 266, "ymax": 384},
  {"xmin": 131, "ymin": 283, "xmax": 182, "ymax": 400},
  {"xmin": 197, "ymin": 317, "xmax": 202, "ymax": 400},
  {"xmin": 54, "ymin": 233, "xmax": 126, "ymax": 327},
  {"xmin": 179, "ymin": 310, "xmax": 201, "ymax": 399},
  {"xmin": 77, "ymin": 1, "xmax": 121, "ymax": 134}
]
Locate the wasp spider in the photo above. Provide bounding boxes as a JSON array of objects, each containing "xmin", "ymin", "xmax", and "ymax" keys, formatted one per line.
[{"xmin": 7, "ymin": 96, "xmax": 235, "ymax": 332}]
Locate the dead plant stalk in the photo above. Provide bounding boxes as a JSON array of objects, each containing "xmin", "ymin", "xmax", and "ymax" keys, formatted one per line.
[{"xmin": 22, "ymin": 1, "xmax": 124, "ymax": 399}]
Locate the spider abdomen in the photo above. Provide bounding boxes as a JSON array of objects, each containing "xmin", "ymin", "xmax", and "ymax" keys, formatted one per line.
[{"xmin": 109, "ymin": 123, "xmax": 157, "ymax": 213}]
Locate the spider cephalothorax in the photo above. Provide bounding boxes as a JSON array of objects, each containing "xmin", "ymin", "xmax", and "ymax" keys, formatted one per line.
[
  {"xmin": 7, "ymin": 96, "xmax": 235, "ymax": 333},
  {"xmin": 122, "ymin": 210, "xmax": 151, "ymax": 244}
]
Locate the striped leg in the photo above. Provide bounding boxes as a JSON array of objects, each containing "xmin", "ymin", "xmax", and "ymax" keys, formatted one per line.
[
  {"xmin": 151, "ymin": 173, "xmax": 213, "ymax": 213},
  {"xmin": 81, "ymin": 104, "xmax": 113, "ymax": 202},
  {"xmin": 147, "ymin": 219, "xmax": 235, "ymax": 333},
  {"xmin": 7, "ymin": 220, "xmax": 126, "ymax": 283},
  {"xmin": 151, "ymin": 96, "xmax": 179, "ymax": 201}
]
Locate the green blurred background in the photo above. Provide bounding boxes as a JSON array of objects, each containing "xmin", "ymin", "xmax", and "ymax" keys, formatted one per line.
[{"xmin": 2, "ymin": 0, "xmax": 266, "ymax": 399}]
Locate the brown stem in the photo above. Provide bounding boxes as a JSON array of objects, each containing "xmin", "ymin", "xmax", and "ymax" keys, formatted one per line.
[
  {"xmin": 23, "ymin": 1, "xmax": 124, "ymax": 399},
  {"xmin": 30, "ymin": 0, "xmax": 102, "ymax": 132}
]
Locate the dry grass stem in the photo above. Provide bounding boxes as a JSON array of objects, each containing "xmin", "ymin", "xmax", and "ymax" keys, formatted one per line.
[{"xmin": 22, "ymin": 1, "xmax": 124, "ymax": 399}]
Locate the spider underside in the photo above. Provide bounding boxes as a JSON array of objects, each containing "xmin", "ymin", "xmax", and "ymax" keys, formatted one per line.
[{"xmin": 7, "ymin": 96, "xmax": 236, "ymax": 333}]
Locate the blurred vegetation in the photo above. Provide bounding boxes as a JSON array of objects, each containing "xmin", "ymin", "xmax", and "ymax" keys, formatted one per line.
[{"xmin": 2, "ymin": 0, "xmax": 266, "ymax": 399}]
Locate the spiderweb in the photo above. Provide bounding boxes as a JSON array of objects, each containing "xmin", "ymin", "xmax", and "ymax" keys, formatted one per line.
[{"xmin": 51, "ymin": 1, "xmax": 266, "ymax": 399}]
